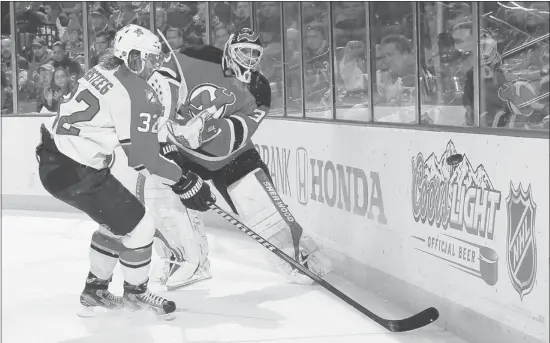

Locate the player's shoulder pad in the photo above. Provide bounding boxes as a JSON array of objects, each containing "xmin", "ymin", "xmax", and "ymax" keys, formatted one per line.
[
  {"xmin": 179, "ymin": 44, "xmax": 223, "ymax": 65},
  {"xmin": 249, "ymin": 71, "xmax": 271, "ymax": 108}
]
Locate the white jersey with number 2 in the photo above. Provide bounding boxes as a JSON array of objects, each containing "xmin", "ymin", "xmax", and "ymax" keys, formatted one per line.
[{"xmin": 52, "ymin": 65, "xmax": 181, "ymax": 183}]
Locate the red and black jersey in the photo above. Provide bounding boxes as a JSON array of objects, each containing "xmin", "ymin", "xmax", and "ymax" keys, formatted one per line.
[{"xmin": 152, "ymin": 45, "xmax": 271, "ymax": 172}]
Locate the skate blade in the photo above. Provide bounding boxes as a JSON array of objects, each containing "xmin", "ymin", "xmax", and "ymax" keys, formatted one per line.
[
  {"xmin": 166, "ymin": 274, "xmax": 212, "ymax": 292},
  {"xmin": 77, "ymin": 304, "xmax": 125, "ymax": 318}
]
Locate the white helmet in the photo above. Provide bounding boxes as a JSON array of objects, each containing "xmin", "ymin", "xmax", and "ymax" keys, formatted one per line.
[{"xmin": 113, "ymin": 24, "xmax": 163, "ymax": 74}]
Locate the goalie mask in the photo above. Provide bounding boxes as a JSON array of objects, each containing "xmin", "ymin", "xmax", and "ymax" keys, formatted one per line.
[
  {"xmin": 113, "ymin": 24, "xmax": 164, "ymax": 76},
  {"xmin": 222, "ymin": 28, "xmax": 263, "ymax": 83}
]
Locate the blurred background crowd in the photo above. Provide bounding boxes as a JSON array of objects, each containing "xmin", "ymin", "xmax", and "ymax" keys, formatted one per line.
[{"xmin": 1, "ymin": 1, "xmax": 548, "ymax": 131}]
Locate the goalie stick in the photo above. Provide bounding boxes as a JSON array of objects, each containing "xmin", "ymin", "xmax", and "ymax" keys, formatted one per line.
[{"xmin": 208, "ymin": 203, "xmax": 439, "ymax": 332}]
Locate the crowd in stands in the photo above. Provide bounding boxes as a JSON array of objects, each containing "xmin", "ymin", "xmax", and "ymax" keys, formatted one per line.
[
  {"xmin": 1, "ymin": 1, "xmax": 548, "ymax": 130},
  {"xmin": 1, "ymin": 1, "xmax": 208, "ymax": 114}
]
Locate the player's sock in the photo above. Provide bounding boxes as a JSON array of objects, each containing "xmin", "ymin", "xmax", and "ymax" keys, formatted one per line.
[
  {"xmin": 89, "ymin": 229, "xmax": 122, "ymax": 280},
  {"xmin": 78, "ymin": 272, "xmax": 124, "ymax": 317},
  {"xmin": 123, "ymin": 279, "xmax": 176, "ymax": 319}
]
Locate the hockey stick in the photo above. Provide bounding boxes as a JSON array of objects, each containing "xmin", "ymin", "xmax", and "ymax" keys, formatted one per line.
[
  {"xmin": 208, "ymin": 203, "xmax": 439, "ymax": 332},
  {"xmin": 157, "ymin": 29, "xmax": 188, "ymax": 110}
]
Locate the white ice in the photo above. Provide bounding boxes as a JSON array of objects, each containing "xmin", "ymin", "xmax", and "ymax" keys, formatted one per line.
[{"xmin": 2, "ymin": 210, "xmax": 472, "ymax": 343}]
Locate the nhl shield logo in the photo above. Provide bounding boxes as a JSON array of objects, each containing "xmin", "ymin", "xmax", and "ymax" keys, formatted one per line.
[{"xmin": 506, "ymin": 182, "xmax": 537, "ymax": 301}]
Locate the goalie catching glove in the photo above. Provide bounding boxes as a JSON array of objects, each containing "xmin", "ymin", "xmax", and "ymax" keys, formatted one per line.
[
  {"xmin": 162, "ymin": 106, "xmax": 220, "ymax": 151},
  {"xmin": 161, "ymin": 143, "xmax": 214, "ymax": 212}
]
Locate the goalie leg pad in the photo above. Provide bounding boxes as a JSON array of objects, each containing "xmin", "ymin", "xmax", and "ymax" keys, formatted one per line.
[
  {"xmin": 139, "ymin": 175, "xmax": 210, "ymax": 289},
  {"xmin": 89, "ymin": 227, "xmax": 123, "ymax": 280},
  {"xmin": 228, "ymin": 168, "xmax": 332, "ymax": 282}
]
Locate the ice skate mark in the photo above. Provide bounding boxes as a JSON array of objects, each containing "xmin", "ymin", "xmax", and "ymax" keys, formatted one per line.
[{"xmin": 175, "ymin": 308, "xmax": 278, "ymax": 321}]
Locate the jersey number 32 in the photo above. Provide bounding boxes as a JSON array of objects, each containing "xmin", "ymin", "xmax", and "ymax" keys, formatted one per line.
[{"xmin": 54, "ymin": 89, "xmax": 159, "ymax": 136}]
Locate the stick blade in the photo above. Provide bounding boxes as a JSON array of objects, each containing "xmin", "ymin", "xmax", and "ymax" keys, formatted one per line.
[{"xmin": 386, "ymin": 307, "xmax": 439, "ymax": 332}]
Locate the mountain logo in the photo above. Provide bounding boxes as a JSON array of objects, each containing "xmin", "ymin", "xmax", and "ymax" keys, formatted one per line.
[
  {"xmin": 411, "ymin": 140, "xmax": 501, "ymax": 236},
  {"xmin": 506, "ymin": 182, "xmax": 537, "ymax": 300},
  {"xmin": 411, "ymin": 140, "xmax": 502, "ymax": 286}
]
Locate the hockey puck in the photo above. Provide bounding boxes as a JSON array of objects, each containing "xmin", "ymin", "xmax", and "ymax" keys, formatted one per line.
[{"xmin": 446, "ymin": 154, "xmax": 464, "ymax": 166}]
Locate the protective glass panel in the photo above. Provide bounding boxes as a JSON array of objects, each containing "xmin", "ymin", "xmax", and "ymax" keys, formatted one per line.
[
  {"xmin": 371, "ymin": 2, "xmax": 418, "ymax": 124},
  {"xmin": 333, "ymin": 2, "xmax": 370, "ymax": 121},
  {"xmin": 302, "ymin": 2, "xmax": 333, "ymax": 119},
  {"xmin": 479, "ymin": 2, "xmax": 549, "ymax": 130},
  {"xmin": 15, "ymin": 1, "xmax": 83, "ymax": 114},
  {"xmin": 283, "ymin": 2, "xmax": 303, "ymax": 117},
  {"xmin": 255, "ymin": 2, "xmax": 283, "ymax": 115},
  {"xmin": 418, "ymin": 2, "xmax": 475, "ymax": 126}
]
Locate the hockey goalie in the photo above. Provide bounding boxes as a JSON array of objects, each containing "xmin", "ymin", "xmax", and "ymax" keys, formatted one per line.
[{"xmin": 145, "ymin": 28, "xmax": 332, "ymax": 288}]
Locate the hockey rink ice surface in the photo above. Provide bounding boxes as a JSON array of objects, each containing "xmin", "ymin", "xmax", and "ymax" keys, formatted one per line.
[{"xmin": 2, "ymin": 210, "xmax": 473, "ymax": 343}]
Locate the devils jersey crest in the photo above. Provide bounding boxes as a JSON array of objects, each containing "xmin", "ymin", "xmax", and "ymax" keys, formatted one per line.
[
  {"xmin": 506, "ymin": 182, "xmax": 537, "ymax": 300},
  {"xmin": 180, "ymin": 83, "xmax": 237, "ymax": 120}
]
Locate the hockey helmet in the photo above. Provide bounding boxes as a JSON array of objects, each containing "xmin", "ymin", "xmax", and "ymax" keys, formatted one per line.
[
  {"xmin": 113, "ymin": 24, "xmax": 163, "ymax": 75},
  {"xmin": 222, "ymin": 28, "xmax": 263, "ymax": 83}
]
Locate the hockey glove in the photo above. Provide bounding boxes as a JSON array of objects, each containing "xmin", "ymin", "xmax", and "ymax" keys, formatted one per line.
[
  {"xmin": 165, "ymin": 116, "xmax": 204, "ymax": 150},
  {"xmin": 171, "ymin": 171, "xmax": 214, "ymax": 212},
  {"xmin": 161, "ymin": 143, "xmax": 215, "ymax": 212}
]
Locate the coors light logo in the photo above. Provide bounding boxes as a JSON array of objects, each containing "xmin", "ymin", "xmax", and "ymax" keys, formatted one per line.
[{"xmin": 411, "ymin": 141, "xmax": 502, "ymax": 286}]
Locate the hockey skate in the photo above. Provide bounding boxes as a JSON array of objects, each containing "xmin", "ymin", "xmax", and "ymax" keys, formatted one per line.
[
  {"xmin": 123, "ymin": 279, "xmax": 176, "ymax": 320},
  {"xmin": 78, "ymin": 273, "xmax": 124, "ymax": 317}
]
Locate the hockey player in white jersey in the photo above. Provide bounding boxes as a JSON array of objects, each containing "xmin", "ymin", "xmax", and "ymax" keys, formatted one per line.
[
  {"xmin": 36, "ymin": 24, "xmax": 214, "ymax": 318},
  {"xmin": 147, "ymin": 28, "xmax": 332, "ymax": 287}
]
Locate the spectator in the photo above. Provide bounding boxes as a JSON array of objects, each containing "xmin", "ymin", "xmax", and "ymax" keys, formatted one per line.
[
  {"xmin": 1, "ymin": 37, "xmax": 30, "ymax": 90},
  {"xmin": 339, "ymin": 40, "xmax": 367, "ymax": 93},
  {"xmin": 35, "ymin": 63, "xmax": 55, "ymax": 112},
  {"xmin": 65, "ymin": 24, "xmax": 84, "ymax": 59},
  {"xmin": 334, "ymin": 2, "xmax": 367, "ymax": 47},
  {"xmin": 234, "ymin": 2, "xmax": 252, "ymax": 32},
  {"xmin": 304, "ymin": 22, "xmax": 330, "ymax": 104},
  {"xmin": 377, "ymin": 34, "xmax": 416, "ymax": 101},
  {"xmin": 43, "ymin": 3, "xmax": 62, "ymax": 25},
  {"xmin": 12, "ymin": 2, "xmax": 46, "ymax": 34},
  {"xmin": 90, "ymin": 30, "xmax": 113, "ymax": 68},
  {"xmin": 56, "ymin": 12, "xmax": 70, "ymax": 42},
  {"xmin": 213, "ymin": 2, "xmax": 232, "ymax": 28},
  {"xmin": 39, "ymin": 67, "xmax": 71, "ymax": 113},
  {"xmin": 36, "ymin": 6, "xmax": 48, "ymax": 23},
  {"xmin": 214, "ymin": 26, "xmax": 230, "ymax": 49},
  {"xmin": 166, "ymin": 27, "xmax": 185, "ymax": 51},
  {"xmin": 109, "ymin": 2, "xmax": 141, "ymax": 30},
  {"xmin": 305, "ymin": 23, "xmax": 328, "ymax": 59},
  {"xmin": 29, "ymin": 37, "xmax": 54, "ymax": 83},
  {"xmin": 91, "ymin": 7, "xmax": 114, "ymax": 39},
  {"xmin": 67, "ymin": 3, "xmax": 83, "ymax": 36},
  {"xmin": 1, "ymin": 68, "xmax": 13, "ymax": 113},
  {"xmin": 257, "ymin": 2, "xmax": 281, "ymax": 45},
  {"xmin": 52, "ymin": 41, "xmax": 83, "ymax": 88},
  {"xmin": 156, "ymin": 8, "xmax": 169, "ymax": 37}
]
